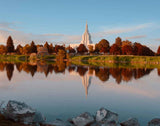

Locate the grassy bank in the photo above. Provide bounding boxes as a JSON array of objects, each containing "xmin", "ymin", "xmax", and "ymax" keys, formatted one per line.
[
  {"xmin": 0, "ymin": 55, "xmax": 29, "ymax": 63},
  {"xmin": 70, "ymin": 55, "xmax": 160, "ymax": 68},
  {"xmin": 0, "ymin": 55, "xmax": 56, "ymax": 63}
]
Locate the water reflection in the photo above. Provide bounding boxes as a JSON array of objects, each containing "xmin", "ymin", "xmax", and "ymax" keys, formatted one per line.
[{"xmin": 0, "ymin": 61, "xmax": 157, "ymax": 96}]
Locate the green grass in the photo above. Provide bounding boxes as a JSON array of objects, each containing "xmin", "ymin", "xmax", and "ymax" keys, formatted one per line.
[
  {"xmin": 70, "ymin": 55, "xmax": 160, "ymax": 68},
  {"xmin": 0, "ymin": 55, "xmax": 29, "ymax": 63}
]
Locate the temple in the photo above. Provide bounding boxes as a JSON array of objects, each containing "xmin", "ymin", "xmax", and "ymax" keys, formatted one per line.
[{"xmin": 70, "ymin": 22, "xmax": 95, "ymax": 49}]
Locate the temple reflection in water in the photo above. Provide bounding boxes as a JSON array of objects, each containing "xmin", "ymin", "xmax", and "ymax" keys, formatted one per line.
[{"xmin": 0, "ymin": 61, "xmax": 159, "ymax": 97}]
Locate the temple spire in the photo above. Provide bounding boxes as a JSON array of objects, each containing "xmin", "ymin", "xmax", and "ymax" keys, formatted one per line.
[
  {"xmin": 81, "ymin": 21, "xmax": 92, "ymax": 46},
  {"xmin": 85, "ymin": 21, "xmax": 88, "ymax": 32}
]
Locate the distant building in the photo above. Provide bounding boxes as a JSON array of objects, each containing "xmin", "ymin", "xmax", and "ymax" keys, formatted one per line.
[{"xmin": 70, "ymin": 22, "xmax": 95, "ymax": 49}]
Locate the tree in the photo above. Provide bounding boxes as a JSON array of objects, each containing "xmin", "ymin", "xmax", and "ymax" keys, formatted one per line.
[
  {"xmin": 122, "ymin": 45, "xmax": 133, "ymax": 55},
  {"xmin": 95, "ymin": 39, "xmax": 110, "ymax": 53},
  {"xmin": 88, "ymin": 45, "xmax": 94, "ymax": 54},
  {"xmin": 15, "ymin": 44, "xmax": 23, "ymax": 54},
  {"xmin": 157, "ymin": 46, "xmax": 160, "ymax": 55},
  {"xmin": 100, "ymin": 47, "xmax": 109, "ymax": 54},
  {"xmin": 6, "ymin": 36, "xmax": 14, "ymax": 53},
  {"xmin": 0, "ymin": 45, "xmax": 6, "ymax": 54},
  {"xmin": 44, "ymin": 42, "xmax": 50, "ymax": 52},
  {"xmin": 110, "ymin": 44, "xmax": 121, "ymax": 55},
  {"xmin": 48, "ymin": 43, "xmax": 55, "ymax": 54},
  {"xmin": 22, "ymin": 44, "xmax": 31, "ymax": 54},
  {"xmin": 30, "ymin": 41, "xmax": 37, "ymax": 53},
  {"xmin": 66, "ymin": 46, "xmax": 76, "ymax": 53},
  {"xmin": 115, "ymin": 37, "xmax": 122, "ymax": 47},
  {"xmin": 133, "ymin": 42, "xmax": 154, "ymax": 56},
  {"xmin": 76, "ymin": 44, "xmax": 88, "ymax": 54},
  {"xmin": 122, "ymin": 40, "xmax": 132, "ymax": 47},
  {"xmin": 55, "ymin": 45, "xmax": 65, "ymax": 53}
]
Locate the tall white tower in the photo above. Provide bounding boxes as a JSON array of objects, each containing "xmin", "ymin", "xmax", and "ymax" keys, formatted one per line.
[{"xmin": 81, "ymin": 21, "xmax": 92, "ymax": 47}]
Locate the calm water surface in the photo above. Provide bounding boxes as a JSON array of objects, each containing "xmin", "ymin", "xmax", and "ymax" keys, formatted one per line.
[{"xmin": 0, "ymin": 62, "xmax": 160, "ymax": 125}]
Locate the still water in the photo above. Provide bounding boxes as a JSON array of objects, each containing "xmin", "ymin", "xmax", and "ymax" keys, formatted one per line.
[{"xmin": 0, "ymin": 61, "xmax": 160, "ymax": 125}]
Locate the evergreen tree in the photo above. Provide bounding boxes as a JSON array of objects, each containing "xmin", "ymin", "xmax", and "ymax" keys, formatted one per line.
[
  {"xmin": 30, "ymin": 41, "xmax": 37, "ymax": 53},
  {"xmin": 6, "ymin": 36, "xmax": 14, "ymax": 53}
]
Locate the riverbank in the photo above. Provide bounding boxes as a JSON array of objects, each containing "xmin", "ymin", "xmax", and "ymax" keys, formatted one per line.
[
  {"xmin": 70, "ymin": 55, "xmax": 160, "ymax": 68},
  {"xmin": 1, "ymin": 54, "xmax": 160, "ymax": 68}
]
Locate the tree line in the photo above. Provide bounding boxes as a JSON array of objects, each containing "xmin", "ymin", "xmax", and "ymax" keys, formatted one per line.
[{"xmin": 0, "ymin": 36, "xmax": 160, "ymax": 56}]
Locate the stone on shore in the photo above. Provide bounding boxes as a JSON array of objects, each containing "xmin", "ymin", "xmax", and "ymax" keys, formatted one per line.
[
  {"xmin": 96, "ymin": 107, "xmax": 118, "ymax": 125},
  {"xmin": 72, "ymin": 112, "xmax": 95, "ymax": 126},
  {"xmin": 120, "ymin": 118, "xmax": 140, "ymax": 126},
  {"xmin": 148, "ymin": 118, "xmax": 160, "ymax": 126},
  {"xmin": 3, "ymin": 100, "xmax": 45, "ymax": 124}
]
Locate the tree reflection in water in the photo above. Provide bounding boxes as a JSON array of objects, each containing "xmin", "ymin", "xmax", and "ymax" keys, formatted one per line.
[{"xmin": 0, "ymin": 61, "xmax": 155, "ymax": 96}]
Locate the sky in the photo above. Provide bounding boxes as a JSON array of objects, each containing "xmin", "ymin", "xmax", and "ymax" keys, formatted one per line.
[{"xmin": 0, "ymin": 0, "xmax": 160, "ymax": 51}]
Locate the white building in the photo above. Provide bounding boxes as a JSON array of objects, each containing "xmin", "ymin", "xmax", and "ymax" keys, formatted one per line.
[{"xmin": 70, "ymin": 22, "xmax": 95, "ymax": 49}]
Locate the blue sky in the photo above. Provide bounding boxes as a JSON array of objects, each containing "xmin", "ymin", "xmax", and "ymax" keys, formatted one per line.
[{"xmin": 0, "ymin": 0, "xmax": 160, "ymax": 51}]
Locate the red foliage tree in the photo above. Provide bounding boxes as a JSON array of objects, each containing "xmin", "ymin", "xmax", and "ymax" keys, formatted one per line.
[
  {"xmin": 95, "ymin": 39, "xmax": 110, "ymax": 53},
  {"xmin": 157, "ymin": 46, "xmax": 160, "ymax": 55},
  {"xmin": 110, "ymin": 44, "xmax": 121, "ymax": 55},
  {"xmin": 55, "ymin": 45, "xmax": 65, "ymax": 53},
  {"xmin": 66, "ymin": 46, "xmax": 76, "ymax": 53},
  {"xmin": 115, "ymin": 37, "xmax": 122, "ymax": 47},
  {"xmin": 122, "ymin": 45, "xmax": 133, "ymax": 55},
  {"xmin": 133, "ymin": 42, "xmax": 155, "ymax": 56},
  {"xmin": 76, "ymin": 44, "xmax": 88, "ymax": 54}
]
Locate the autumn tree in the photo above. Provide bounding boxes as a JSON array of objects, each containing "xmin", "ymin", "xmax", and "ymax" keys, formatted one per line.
[
  {"xmin": 122, "ymin": 45, "xmax": 133, "ymax": 55},
  {"xmin": 122, "ymin": 40, "xmax": 132, "ymax": 47},
  {"xmin": 88, "ymin": 45, "xmax": 94, "ymax": 54},
  {"xmin": 6, "ymin": 36, "xmax": 14, "ymax": 53},
  {"xmin": 66, "ymin": 46, "xmax": 76, "ymax": 53},
  {"xmin": 15, "ymin": 44, "xmax": 23, "ymax": 54},
  {"xmin": 22, "ymin": 44, "xmax": 31, "ymax": 54},
  {"xmin": 0, "ymin": 45, "xmax": 6, "ymax": 54},
  {"xmin": 157, "ymin": 46, "xmax": 160, "ymax": 55},
  {"xmin": 95, "ymin": 39, "xmax": 110, "ymax": 53},
  {"xmin": 115, "ymin": 37, "xmax": 122, "ymax": 47},
  {"xmin": 133, "ymin": 42, "xmax": 154, "ymax": 56},
  {"xmin": 44, "ymin": 42, "xmax": 50, "ymax": 52},
  {"xmin": 48, "ymin": 43, "xmax": 55, "ymax": 54},
  {"xmin": 55, "ymin": 45, "xmax": 65, "ymax": 53},
  {"xmin": 110, "ymin": 44, "xmax": 121, "ymax": 55},
  {"xmin": 76, "ymin": 44, "xmax": 88, "ymax": 54},
  {"xmin": 30, "ymin": 41, "xmax": 37, "ymax": 53}
]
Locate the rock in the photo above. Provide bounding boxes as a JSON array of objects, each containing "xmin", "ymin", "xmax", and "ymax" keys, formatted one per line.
[
  {"xmin": 148, "ymin": 118, "xmax": 160, "ymax": 126},
  {"xmin": 96, "ymin": 108, "xmax": 118, "ymax": 125},
  {"xmin": 49, "ymin": 119, "xmax": 73, "ymax": 126},
  {"xmin": 120, "ymin": 118, "xmax": 140, "ymax": 126},
  {"xmin": 3, "ymin": 100, "xmax": 45, "ymax": 124},
  {"xmin": 72, "ymin": 112, "xmax": 95, "ymax": 126}
]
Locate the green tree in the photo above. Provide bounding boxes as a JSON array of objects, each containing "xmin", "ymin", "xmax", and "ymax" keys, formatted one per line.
[{"xmin": 6, "ymin": 36, "xmax": 14, "ymax": 53}]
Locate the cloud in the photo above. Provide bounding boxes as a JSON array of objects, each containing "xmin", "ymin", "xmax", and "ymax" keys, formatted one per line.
[
  {"xmin": 92, "ymin": 23, "xmax": 153, "ymax": 38},
  {"xmin": 154, "ymin": 38, "xmax": 160, "ymax": 41},
  {"xmin": 124, "ymin": 35, "xmax": 147, "ymax": 40},
  {"xmin": 0, "ymin": 22, "xmax": 153, "ymax": 46}
]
